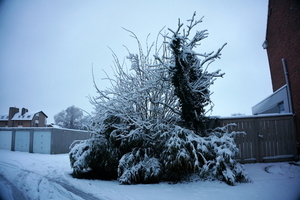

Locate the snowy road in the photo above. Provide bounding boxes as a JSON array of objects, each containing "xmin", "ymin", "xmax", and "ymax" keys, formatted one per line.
[
  {"xmin": 0, "ymin": 150, "xmax": 300, "ymax": 200},
  {"xmin": 0, "ymin": 160, "xmax": 100, "ymax": 200},
  {"xmin": 0, "ymin": 174, "xmax": 26, "ymax": 200}
]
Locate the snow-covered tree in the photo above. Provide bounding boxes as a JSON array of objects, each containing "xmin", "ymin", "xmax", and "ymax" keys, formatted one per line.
[
  {"xmin": 154, "ymin": 12, "xmax": 226, "ymax": 136},
  {"xmin": 54, "ymin": 105, "xmax": 89, "ymax": 130},
  {"xmin": 69, "ymin": 12, "xmax": 250, "ymax": 185}
]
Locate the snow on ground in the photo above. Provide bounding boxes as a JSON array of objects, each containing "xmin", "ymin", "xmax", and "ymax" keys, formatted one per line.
[{"xmin": 0, "ymin": 150, "xmax": 299, "ymax": 200}]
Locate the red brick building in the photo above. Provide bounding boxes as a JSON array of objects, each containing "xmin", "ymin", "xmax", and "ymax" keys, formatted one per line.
[
  {"xmin": 264, "ymin": 0, "xmax": 300, "ymax": 151},
  {"xmin": 0, "ymin": 107, "xmax": 48, "ymax": 127}
]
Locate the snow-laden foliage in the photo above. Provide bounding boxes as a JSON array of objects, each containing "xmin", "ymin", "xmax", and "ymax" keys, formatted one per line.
[
  {"xmin": 89, "ymin": 28, "xmax": 179, "ymax": 133},
  {"xmin": 154, "ymin": 12, "xmax": 226, "ymax": 136},
  {"xmin": 69, "ymin": 12, "xmax": 250, "ymax": 185},
  {"xmin": 69, "ymin": 135, "xmax": 119, "ymax": 179},
  {"xmin": 70, "ymin": 123, "xmax": 249, "ymax": 185},
  {"xmin": 118, "ymin": 148, "xmax": 161, "ymax": 184}
]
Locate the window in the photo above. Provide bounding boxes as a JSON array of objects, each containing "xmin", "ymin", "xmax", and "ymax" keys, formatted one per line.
[
  {"xmin": 18, "ymin": 122, "xmax": 23, "ymax": 127},
  {"xmin": 27, "ymin": 115, "xmax": 31, "ymax": 118},
  {"xmin": 278, "ymin": 102, "xmax": 285, "ymax": 113}
]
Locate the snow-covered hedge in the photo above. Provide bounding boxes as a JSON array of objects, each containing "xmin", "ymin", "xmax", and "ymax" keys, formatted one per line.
[{"xmin": 70, "ymin": 122, "xmax": 249, "ymax": 185}]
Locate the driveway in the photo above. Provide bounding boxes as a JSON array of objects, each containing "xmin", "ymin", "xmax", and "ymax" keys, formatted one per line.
[{"xmin": 0, "ymin": 174, "xmax": 26, "ymax": 200}]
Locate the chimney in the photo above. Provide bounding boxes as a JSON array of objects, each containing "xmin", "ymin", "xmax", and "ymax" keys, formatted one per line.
[
  {"xmin": 8, "ymin": 107, "xmax": 19, "ymax": 127},
  {"xmin": 21, "ymin": 108, "xmax": 28, "ymax": 115}
]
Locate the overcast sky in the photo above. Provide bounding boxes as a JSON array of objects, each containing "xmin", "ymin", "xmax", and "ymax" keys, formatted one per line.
[{"xmin": 0, "ymin": 0, "xmax": 271, "ymax": 123}]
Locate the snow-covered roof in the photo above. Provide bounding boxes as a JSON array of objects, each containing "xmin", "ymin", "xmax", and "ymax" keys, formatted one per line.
[
  {"xmin": 47, "ymin": 123, "xmax": 61, "ymax": 128},
  {"xmin": 220, "ymin": 112, "xmax": 294, "ymax": 119},
  {"xmin": 11, "ymin": 112, "xmax": 36, "ymax": 121},
  {"xmin": 11, "ymin": 111, "xmax": 48, "ymax": 121},
  {"xmin": 0, "ymin": 114, "xmax": 9, "ymax": 121}
]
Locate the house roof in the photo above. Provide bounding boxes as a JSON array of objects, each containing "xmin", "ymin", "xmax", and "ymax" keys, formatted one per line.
[
  {"xmin": 39, "ymin": 111, "xmax": 48, "ymax": 118},
  {"xmin": 0, "ymin": 114, "xmax": 9, "ymax": 121},
  {"xmin": 11, "ymin": 111, "xmax": 48, "ymax": 121},
  {"xmin": 11, "ymin": 112, "xmax": 35, "ymax": 121}
]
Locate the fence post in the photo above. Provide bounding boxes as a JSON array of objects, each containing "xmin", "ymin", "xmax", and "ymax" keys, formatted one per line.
[
  {"xmin": 291, "ymin": 116, "xmax": 299, "ymax": 161},
  {"xmin": 253, "ymin": 117, "xmax": 260, "ymax": 162}
]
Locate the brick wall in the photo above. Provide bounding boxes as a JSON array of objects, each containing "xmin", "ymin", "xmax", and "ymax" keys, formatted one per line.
[{"xmin": 265, "ymin": 0, "xmax": 300, "ymax": 151}]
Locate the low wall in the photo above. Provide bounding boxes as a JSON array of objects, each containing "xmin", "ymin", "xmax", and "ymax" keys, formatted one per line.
[{"xmin": 0, "ymin": 127, "xmax": 90, "ymax": 154}]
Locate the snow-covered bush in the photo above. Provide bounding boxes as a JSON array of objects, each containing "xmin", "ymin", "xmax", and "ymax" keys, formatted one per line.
[
  {"xmin": 69, "ymin": 139, "xmax": 92, "ymax": 173},
  {"xmin": 69, "ymin": 136, "xmax": 120, "ymax": 179},
  {"xmin": 197, "ymin": 124, "xmax": 249, "ymax": 185},
  {"xmin": 69, "ymin": 12, "xmax": 250, "ymax": 185},
  {"xmin": 118, "ymin": 148, "xmax": 161, "ymax": 184},
  {"xmin": 156, "ymin": 124, "xmax": 249, "ymax": 185}
]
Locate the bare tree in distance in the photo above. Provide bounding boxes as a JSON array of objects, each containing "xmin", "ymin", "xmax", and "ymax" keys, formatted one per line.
[{"xmin": 54, "ymin": 105, "xmax": 88, "ymax": 130}]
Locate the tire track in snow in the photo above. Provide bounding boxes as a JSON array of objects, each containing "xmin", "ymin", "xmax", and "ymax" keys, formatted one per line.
[
  {"xmin": 51, "ymin": 180, "xmax": 100, "ymax": 200},
  {"xmin": 0, "ymin": 161, "xmax": 105, "ymax": 200},
  {"xmin": 0, "ymin": 174, "xmax": 26, "ymax": 200}
]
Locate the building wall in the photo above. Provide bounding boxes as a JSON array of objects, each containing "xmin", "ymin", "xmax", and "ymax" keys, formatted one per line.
[
  {"xmin": 12, "ymin": 121, "xmax": 31, "ymax": 127},
  {"xmin": 0, "ymin": 122, "xmax": 8, "ymax": 127},
  {"xmin": 0, "ymin": 127, "xmax": 90, "ymax": 154},
  {"xmin": 266, "ymin": 0, "xmax": 300, "ymax": 91},
  {"xmin": 37, "ymin": 112, "xmax": 47, "ymax": 127},
  {"xmin": 265, "ymin": 0, "xmax": 300, "ymax": 149},
  {"xmin": 51, "ymin": 128, "xmax": 91, "ymax": 154}
]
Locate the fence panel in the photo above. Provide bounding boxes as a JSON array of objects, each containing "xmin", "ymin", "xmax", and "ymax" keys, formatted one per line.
[
  {"xmin": 220, "ymin": 114, "xmax": 297, "ymax": 163},
  {"xmin": 221, "ymin": 118, "xmax": 258, "ymax": 163}
]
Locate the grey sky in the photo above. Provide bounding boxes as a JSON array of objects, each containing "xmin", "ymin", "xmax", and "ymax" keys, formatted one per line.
[{"xmin": 0, "ymin": 0, "xmax": 271, "ymax": 123}]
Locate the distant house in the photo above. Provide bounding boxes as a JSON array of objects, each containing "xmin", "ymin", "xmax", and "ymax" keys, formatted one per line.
[{"xmin": 0, "ymin": 107, "xmax": 48, "ymax": 127}]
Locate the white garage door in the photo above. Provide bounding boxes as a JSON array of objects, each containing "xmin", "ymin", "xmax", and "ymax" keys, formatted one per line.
[
  {"xmin": 15, "ymin": 131, "xmax": 30, "ymax": 152},
  {"xmin": 0, "ymin": 131, "xmax": 12, "ymax": 150},
  {"xmin": 33, "ymin": 131, "xmax": 51, "ymax": 154}
]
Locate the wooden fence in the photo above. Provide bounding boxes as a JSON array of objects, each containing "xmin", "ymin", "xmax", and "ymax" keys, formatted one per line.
[{"xmin": 219, "ymin": 113, "xmax": 298, "ymax": 163}]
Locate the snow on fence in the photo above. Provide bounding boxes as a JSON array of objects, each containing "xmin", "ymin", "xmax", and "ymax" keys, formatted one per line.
[
  {"xmin": 219, "ymin": 113, "xmax": 298, "ymax": 163},
  {"xmin": 0, "ymin": 127, "xmax": 90, "ymax": 154}
]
